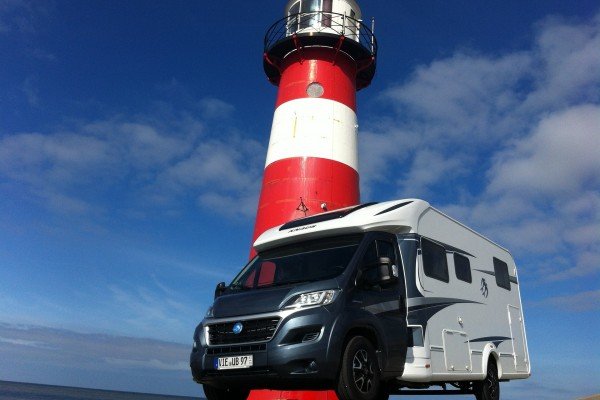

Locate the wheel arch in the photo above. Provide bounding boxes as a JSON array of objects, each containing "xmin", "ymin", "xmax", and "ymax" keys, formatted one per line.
[
  {"xmin": 481, "ymin": 343, "xmax": 502, "ymax": 379},
  {"xmin": 343, "ymin": 325, "xmax": 380, "ymax": 348}
]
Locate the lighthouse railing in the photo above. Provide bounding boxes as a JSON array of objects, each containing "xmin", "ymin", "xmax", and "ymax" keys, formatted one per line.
[{"xmin": 265, "ymin": 11, "xmax": 377, "ymax": 59}]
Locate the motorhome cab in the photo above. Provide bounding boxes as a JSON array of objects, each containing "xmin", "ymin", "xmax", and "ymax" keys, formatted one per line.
[{"xmin": 191, "ymin": 199, "xmax": 531, "ymax": 400}]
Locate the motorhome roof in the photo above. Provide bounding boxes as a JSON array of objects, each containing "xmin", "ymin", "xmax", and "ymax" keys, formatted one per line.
[{"xmin": 253, "ymin": 199, "xmax": 430, "ymax": 252}]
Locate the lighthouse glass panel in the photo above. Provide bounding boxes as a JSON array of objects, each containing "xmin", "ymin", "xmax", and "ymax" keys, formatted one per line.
[
  {"xmin": 287, "ymin": 0, "xmax": 324, "ymax": 34},
  {"xmin": 346, "ymin": 8, "xmax": 358, "ymax": 39},
  {"xmin": 286, "ymin": 2, "xmax": 300, "ymax": 35},
  {"xmin": 299, "ymin": 0, "xmax": 322, "ymax": 30}
]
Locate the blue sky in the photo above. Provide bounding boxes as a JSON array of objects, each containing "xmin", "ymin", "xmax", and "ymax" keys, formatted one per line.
[{"xmin": 0, "ymin": 0, "xmax": 599, "ymax": 399}]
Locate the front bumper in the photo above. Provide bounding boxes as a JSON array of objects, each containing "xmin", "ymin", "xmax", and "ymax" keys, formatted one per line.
[{"xmin": 190, "ymin": 306, "xmax": 340, "ymax": 390}]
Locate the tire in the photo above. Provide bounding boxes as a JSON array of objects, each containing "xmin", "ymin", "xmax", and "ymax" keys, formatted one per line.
[
  {"xmin": 203, "ymin": 384, "xmax": 249, "ymax": 400},
  {"xmin": 336, "ymin": 336, "xmax": 386, "ymax": 400},
  {"xmin": 473, "ymin": 360, "xmax": 500, "ymax": 400}
]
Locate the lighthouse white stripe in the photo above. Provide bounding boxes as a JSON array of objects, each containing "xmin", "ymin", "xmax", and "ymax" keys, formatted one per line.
[{"xmin": 265, "ymin": 98, "xmax": 358, "ymax": 170}]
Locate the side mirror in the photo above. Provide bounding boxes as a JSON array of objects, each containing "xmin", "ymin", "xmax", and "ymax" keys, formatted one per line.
[
  {"xmin": 214, "ymin": 282, "xmax": 226, "ymax": 299},
  {"xmin": 364, "ymin": 257, "xmax": 399, "ymax": 286}
]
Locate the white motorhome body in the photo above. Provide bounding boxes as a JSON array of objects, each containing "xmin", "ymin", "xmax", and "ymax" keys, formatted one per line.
[{"xmin": 254, "ymin": 199, "xmax": 531, "ymax": 386}]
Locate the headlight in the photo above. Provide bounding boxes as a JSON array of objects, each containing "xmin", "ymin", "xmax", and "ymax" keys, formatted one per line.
[
  {"xmin": 283, "ymin": 290, "xmax": 339, "ymax": 309},
  {"xmin": 205, "ymin": 306, "xmax": 214, "ymax": 318}
]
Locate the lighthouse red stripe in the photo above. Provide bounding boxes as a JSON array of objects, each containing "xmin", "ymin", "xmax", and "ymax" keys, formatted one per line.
[
  {"xmin": 251, "ymin": 157, "xmax": 359, "ymax": 252},
  {"xmin": 275, "ymin": 48, "xmax": 357, "ymax": 111},
  {"xmin": 248, "ymin": 390, "xmax": 337, "ymax": 400}
]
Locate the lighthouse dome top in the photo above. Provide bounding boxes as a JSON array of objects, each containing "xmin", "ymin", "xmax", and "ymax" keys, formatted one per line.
[
  {"xmin": 284, "ymin": 0, "xmax": 362, "ymax": 21},
  {"xmin": 283, "ymin": 0, "xmax": 363, "ymax": 40}
]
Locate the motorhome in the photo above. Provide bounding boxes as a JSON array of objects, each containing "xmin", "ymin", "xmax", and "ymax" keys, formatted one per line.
[{"xmin": 190, "ymin": 199, "xmax": 531, "ymax": 400}]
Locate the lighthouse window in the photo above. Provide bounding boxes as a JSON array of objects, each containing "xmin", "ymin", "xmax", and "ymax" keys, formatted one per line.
[
  {"xmin": 299, "ymin": 0, "xmax": 322, "ymax": 30},
  {"xmin": 307, "ymin": 82, "xmax": 324, "ymax": 98},
  {"xmin": 289, "ymin": 2, "xmax": 300, "ymax": 15},
  {"xmin": 301, "ymin": 0, "xmax": 322, "ymax": 13},
  {"xmin": 345, "ymin": 9, "xmax": 357, "ymax": 37}
]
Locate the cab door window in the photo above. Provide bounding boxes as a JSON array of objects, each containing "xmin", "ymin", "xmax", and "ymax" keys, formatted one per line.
[{"xmin": 359, "ymin": 239, "xmax": 398, "ymax": 289}]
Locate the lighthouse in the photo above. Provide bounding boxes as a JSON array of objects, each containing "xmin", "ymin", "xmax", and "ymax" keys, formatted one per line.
[
  {"xmin": 249, "ymin": 1, "xmax": 376, "ymax": 399},
  {"xmin": 251, "ymin": 0, "xmax": 377, "ymax": 257}
]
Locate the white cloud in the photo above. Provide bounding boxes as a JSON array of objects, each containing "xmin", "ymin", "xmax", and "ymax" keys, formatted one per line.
[
  {"xmin": 0, "ymin": 0, "xmax": 51, "ymax": 35},
  {"xmin": 523, "ymin": 14, "xmax": 600, "ymax": 110},
  {"xmin": 384, "ymin": 52, "xmax": 532, "ymax": 143},
  {"xmin": 395, "ymin": 149, "xmax": 469, "ymax": 198},
  {"xmin": 107, "ymin": 284, "xmax": 194, "ymax": 342},
  {"xmin": 198, "ymin": 191, "xmax": 259, "ymax": 219},
  {"xmin": 488, "ymin": 105, "xmax": 600, "ymax": 197},
  {"xmin": 0, "ymin": 336, "xmax": 49, "ymax": 348},
  {"xmin": 155, "ymin": 135, "xmax": 264, "ymax": 219},
  {"xmin": 531, "ymin": 290, "xmax": 600, "ymax": 312},
  {"xmin": 159, "ymin": 138, "xmax": 261, "ymax": 192},
  {"xmin": 358, "ymin": 126, "xmax": 414, "ymax": 197},
  {"xmin": 198, "ymin": 97, "xmax": 236, "ymax": 119},
  {"xmin": 0, "ymin": 322, "xmax": 195, "ymax": 395},
  {"xmin": 0, "ymin": 102, "xmax": 264, "ymax": 219},
  {"xmin": 22, "ymin": 76, "xmax": 39, "ymax": 106},
  {"xmin": 0, "ymin": 322, "xmax": 190, "ymax": 370},
  {"xmin": 361, "ymin": 12, "xmax": 600, "ymax": 283}
]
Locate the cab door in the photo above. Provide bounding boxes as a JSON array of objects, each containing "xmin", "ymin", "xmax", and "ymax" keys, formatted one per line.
[{"xmin": 352, "ymin": 232, "xmax": 407, "ymax": 373}]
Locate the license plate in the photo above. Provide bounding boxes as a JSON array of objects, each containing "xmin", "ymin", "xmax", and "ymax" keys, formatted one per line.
[{"xmin": 214, "ymin": 355, "xmax": 253, "ymax": 370}]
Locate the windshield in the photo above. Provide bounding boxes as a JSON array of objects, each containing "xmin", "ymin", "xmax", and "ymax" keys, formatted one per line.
[{"xmin": 230, "ymin": 234, "xmax": 363, "ymax": 290}]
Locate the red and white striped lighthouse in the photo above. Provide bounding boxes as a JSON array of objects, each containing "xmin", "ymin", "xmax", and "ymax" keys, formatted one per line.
[
  {"xmin": 251, "ymin": 0, "xmax": 377, "ymax": 258},
  {"xmin": 248, "ymin": 1, "xmax": 376, "ymax": 399}
]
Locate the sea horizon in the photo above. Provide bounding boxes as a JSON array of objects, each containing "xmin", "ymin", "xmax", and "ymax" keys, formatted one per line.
[{"xmin": 0, "ymin": 380, "xmax": 204, "ymax": 400}]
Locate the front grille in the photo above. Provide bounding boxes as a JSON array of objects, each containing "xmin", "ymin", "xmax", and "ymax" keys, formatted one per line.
[{"xmin": 208, "ymin": 317, "xmax": 280, "ymax": 345}]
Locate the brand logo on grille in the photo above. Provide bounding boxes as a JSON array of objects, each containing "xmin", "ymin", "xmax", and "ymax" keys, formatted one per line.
[{"xmin": 232, "ymin": 322, "xmax": 243, "ymax": 335}]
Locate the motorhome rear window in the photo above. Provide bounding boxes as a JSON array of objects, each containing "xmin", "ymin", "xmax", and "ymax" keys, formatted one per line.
[
  {"xmin": 421, "ymin": 238, "xmax": 449, "ymax": 283},
  {"xmin": 454, "ymin": 253, "xmax": 472, "ymax": 283},
  {"xmin": 279, "ymin": 202, "xmax": 378, "ymax": 231},
  {"xmin": 493, "ymin": 257, "xmax": 511, "ymax": 291}
]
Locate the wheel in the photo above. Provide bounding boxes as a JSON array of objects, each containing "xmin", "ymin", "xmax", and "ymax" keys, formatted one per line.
[
  {"xmin": 473, "ymin": 360, "xmax": 500, "ymax": 400},
  {"xmin": 336, "ymin": 336, "xmax": 386, "ymax": 400},
  {"xmin": 203, "ymin": 384, "xmax": 249, "ymax": 400}
]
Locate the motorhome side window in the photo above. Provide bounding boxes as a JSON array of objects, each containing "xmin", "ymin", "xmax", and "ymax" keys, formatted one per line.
[
  {"xmin": 493, "ymin": 257, "xmax": 511, "ymax": 290},
  {"xmin": 421, "ymin": 238, "xmax": 449, "ymax": 283},
  {"xmin": 454, "ymin": 253, "xmax": 472, "ymax": 283}
]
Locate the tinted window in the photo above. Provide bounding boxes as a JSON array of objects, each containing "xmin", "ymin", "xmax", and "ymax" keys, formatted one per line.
[
  {"xmin": 361, "ymin": 242, "xmax": 377, "ymax": 265},
  {"xmin": 421, "ymin": 238, "xmax": 449, "ymax": 282},
  {"xmin": 377, "ymin": 241, "xmax": 396, "ymax": 261},
  {"xmin": 360, "ymin": 240, "xmax": 396, "ymax": 266},
  {"xmin": 360, "ymin": 239, "xmax": 398, "ymax": 288},
  {"xmin": 454, "ymin": 253, "xmax": 472, "ymax": 283},
  {"xmin": 493, "ymin": 257, "xmax": 511, "ymax": 290}
]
